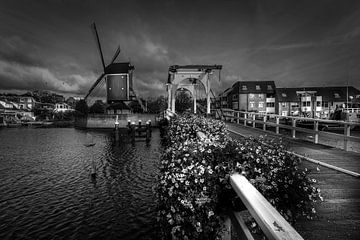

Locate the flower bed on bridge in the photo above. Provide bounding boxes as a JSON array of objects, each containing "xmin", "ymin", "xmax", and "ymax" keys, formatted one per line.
[{"xmin": 157, "ymin": 114, "xmax": 322, "ymax": 239}]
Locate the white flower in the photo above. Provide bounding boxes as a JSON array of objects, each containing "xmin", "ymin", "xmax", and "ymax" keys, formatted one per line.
[
  {"xmin": 200, "ymin": 179, "xmax": 204, "ymax": 183},
  {"xmin": 208, "ymin": 210, "xmax": 214, "ymax": 218}
]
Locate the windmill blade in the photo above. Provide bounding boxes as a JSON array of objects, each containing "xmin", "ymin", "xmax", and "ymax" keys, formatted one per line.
[
  {"xmin": 110, "ymin": 45, "xmax": 121, "ymax": 64},
  {"xmin": 91, "ymin": 22, "xmax": 106, "ymax": 72},
  {"xmin": 84, "ymin": 73, "xmax": 106, "ymax": 100}
]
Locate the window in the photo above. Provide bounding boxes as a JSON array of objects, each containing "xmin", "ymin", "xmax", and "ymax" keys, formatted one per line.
[
  {"xmin": 249, "ymin": 93, "xmax": 254, "ymax": 99},
  {"xmin": 302, "ymin": 101, "xmax": 310, "ymax": 107},
  {"xmin": 249, "ymin": 102, "xmax": 255, "ymax": 108},
  {"xmin": 232, "ymin": 94, "xmax": 238, "ymax": 100},
  {"xmin": 259, "ymin": 102, "xmax": 264, "ymax": 108},
  {"xmin": 258, "ymin": 94, "xmax": 264, "ymax": 99},
  {"xmin": 316, "ymin": 101, "xmax": 321, "ymax": 107},
  {"xmin": 281, "ymin": 102, "xmax": 287, "ymax": 107},
  {"xmin": 322, "ymin": 102, "xmax": 329, "ymax": 108},
  {"xmin": 242, "ymin": 85, "xmax": 247, "ymax": 90},
  {"xmin": 291, "ymin": 103, "xmax": 299, "ymax": 108},
  {"xmin": 334, "ymin": 93, "xmax": 340, "ymax": 98},
  {"xmin": 267, "ymin": 85, "xmax": 273, "ymax": 90},
  {"xmin": 232, "ymin": 102, "xmax": 239, "ymax": 110},
  {"xmin": 281, "ymin": 93, "xmax": 287, "ymax": 97},
  {"xmin": 256, "ymin": 85, "xmax": 261, "ymax": 90},
  {"xmin": 266, "ymin": 102, "xmax": 275, "ymax": 107}
]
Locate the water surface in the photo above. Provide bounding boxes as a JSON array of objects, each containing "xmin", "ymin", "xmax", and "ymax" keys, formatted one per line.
[{"xmin": 0, "ymin": 127, "xmax": 161, "ymax": 240}]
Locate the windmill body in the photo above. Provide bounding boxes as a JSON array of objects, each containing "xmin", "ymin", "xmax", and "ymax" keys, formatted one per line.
[
  {"xmin": 77, "ymin": 23, "xmax": 153, "ymax": 129},
  {"xmin": 84, "ymin": 23, "xmax": 145, "ymax": 113},
  {"xmin": 105, "ymin": 62, "xmax": 134, "ymax": 103}
]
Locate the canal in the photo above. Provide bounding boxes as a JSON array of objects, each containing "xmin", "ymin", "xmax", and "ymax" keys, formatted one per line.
[{"xmin": 0, "ymin": 128, "xmax": 162, "ymax": 240}]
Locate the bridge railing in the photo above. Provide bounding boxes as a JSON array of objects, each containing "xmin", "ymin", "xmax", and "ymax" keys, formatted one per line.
[
  {"xmin": 213, "ymin": 109, "xmax": 360, "ymax": 151},
  {"xmin": 226, "ymin": 173, "xmax": 304, "ymax": 240},
  {"xmin": 196, "ymin": 131, "xmax": 304, "ymax": 240}
]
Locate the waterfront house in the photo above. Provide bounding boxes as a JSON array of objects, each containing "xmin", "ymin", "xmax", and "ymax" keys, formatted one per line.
[
  {"xmin": 224, "ymin": 81, "xmax": 277, "ymax": 114},
  {"xmin": 17, "ymin": 96, "xmax": 36, "ymax": 110},
  {"xmin": 276, "ymin": 88, "xmax": 301, "ymax": 117},
  {"xmin": 218, "ymin": 82, "xmax": 360, "ymax": 118},
  {"xmin": 54, "ymin": 103, "xmax": 74, "ymax": 113},
  {"xmin": 276, "ymin": 86, "xmax": 360, "ymax": 118},
  {"xmin": 0, "ymin": 100, "xmax": 34, "ymax": 122}
]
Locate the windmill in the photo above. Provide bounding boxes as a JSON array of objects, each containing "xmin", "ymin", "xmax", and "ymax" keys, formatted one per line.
[{"xmin": 84, "ymin": 23, "xmax": 146, "ymax": 112}]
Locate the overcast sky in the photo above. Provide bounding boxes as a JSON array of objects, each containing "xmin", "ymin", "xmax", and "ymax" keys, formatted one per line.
[{"xmin": 1, "ymin": 0, "xmax": 360, "ymax": 98}]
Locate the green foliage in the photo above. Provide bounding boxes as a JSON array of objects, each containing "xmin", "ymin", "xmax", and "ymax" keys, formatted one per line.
[
  {"xmin": 147, "ymin": 96, "xmax": 168, "ymax": 114},
  {"xmin": 89, "ymin": 101, "xmax": 106, "ymax": 114},
  {"xmin": 33, "ymin": 105, "xmax": 52, "ymax": 120},
  {"xmin": 157, "ymin": 114, "xmax": 322, "ymax": 239},
  {"xmin": 53, "ymin": 111, "xmax": 74, "ymax": 121},
  {"xmin": 75, "ymin": 100, "xmax": 89, "ymax": 116},
  {"xmin": 175, "ymin": 91, "xmax": 192, "ymax": 113}
]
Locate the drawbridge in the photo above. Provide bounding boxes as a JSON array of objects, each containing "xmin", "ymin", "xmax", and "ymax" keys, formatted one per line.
[{"xmin": 166, "ymin": 65, "xmax": 222, "ymax": 115}]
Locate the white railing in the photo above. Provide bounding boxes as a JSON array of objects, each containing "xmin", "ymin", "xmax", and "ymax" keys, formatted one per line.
[
  {"xmin": 346, "ymin": 108, "xmax": 360, "ymax": 113},
  {"xmin": 216, "ymin": 109, "xmax": 360, "ymax": 151},
  {"xmin": 228, "ymin": 173, "xmax": 304, "ymax": 240},
  {"xmin": 196, "ymin": 131, "xmax": 303, "ymax": 240}
]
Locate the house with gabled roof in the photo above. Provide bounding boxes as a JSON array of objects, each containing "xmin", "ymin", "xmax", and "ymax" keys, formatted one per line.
[
  {"xmin": 276, "ymin": 86, "xmax": 360, "ymax": 118},
  {"xmin": 226, "ymin": 81, "xmax": 277, "ymax": 113}
]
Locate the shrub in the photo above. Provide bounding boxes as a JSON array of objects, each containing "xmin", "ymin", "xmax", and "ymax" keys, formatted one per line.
[{"xmin": 157, "ymin": 114, "xmax": 322, "ymax": 239}]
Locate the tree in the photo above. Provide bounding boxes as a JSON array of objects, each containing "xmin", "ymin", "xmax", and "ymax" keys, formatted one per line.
[
  {"xmin": 75, "ymin": 100, "xmax": 89, "ymax": 116},
  {"xmin": 89, "ymin": 100, "xmax": 105, "ymax": 114},
  {"xmin": 147, "ymin": 96, "xmax": 168, "ymax": 114},
  {"xmin": 175, "ymin": 91, "xmax": 192, "ymax": 113}
]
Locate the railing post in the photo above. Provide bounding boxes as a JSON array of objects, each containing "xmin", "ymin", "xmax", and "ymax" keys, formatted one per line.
[
  {"xmin": 236, "ymin": 112, "xmax": 239, "ymax": 124},
  {"xmin": 252, "ymin": 114, "xmax": 256, "ymax": 128},
  {"xmin": 344, "ymin": 123, "xmax": 350, "ymax": 151},
  {"xmin": 276, "ymin": 117, "xmax": 279, "ymax": 134},
  {"xmin": 314, "ymin": 120, "xmax": 319, "ymax": 144},
  {"xmin": 263, "ymin": 115, "xmax": 267, "ymax": 131},
  {"xmin": 292, "ymin": 118, "xmax": 296, "ymax": 138},
  {"xmin": 244, "ymin": 113, "xmax": 247, "ymax": 126}
]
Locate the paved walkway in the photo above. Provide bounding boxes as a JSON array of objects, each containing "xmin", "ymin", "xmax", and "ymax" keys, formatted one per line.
[
  {"xmin": 226, "ymin": 122, "xmax": 360, "ymax": 175},
  {"xmin": 226, "ymin": 122, "xmax": 360, "ymax": 240}
]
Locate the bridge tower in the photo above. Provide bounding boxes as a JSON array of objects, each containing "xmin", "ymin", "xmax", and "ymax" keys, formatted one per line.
[{"xmin": 167, "ymin": 65, "xmax": 222, "ymax": 114}]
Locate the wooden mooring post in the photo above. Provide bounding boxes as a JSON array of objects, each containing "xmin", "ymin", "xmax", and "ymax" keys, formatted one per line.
[
  {"xmin": 127, "ymin": 119, "xmax": 152, "ymax": 143},
  {"xmin": 114, "ymin": 115, "xmax": 120, "ymax": 142}
]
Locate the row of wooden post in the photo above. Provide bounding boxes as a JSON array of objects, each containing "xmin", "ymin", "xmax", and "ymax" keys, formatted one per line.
[
  {"xmin": 231, "ymin": 111, "xmax": 354, "ymax": 151},
  {"xmin": 113, "ymin": 115, "xmax": 152, "ymax": 143},
  {"xmin": 127, "ymin": 120, "xmax": 152, "ymax": 143}
]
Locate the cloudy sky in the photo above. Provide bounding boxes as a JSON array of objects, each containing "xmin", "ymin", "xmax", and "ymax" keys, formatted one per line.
[{"xmin": 1, "ymin": 0, "xmax": 360, "ymax": 99}]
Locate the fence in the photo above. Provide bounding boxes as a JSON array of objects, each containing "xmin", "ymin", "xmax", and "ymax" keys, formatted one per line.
[{"xmin": 212, "ymin": 109, "xmax": 360, "ymax": 151}]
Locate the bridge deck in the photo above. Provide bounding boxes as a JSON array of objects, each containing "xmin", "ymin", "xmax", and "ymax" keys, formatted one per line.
[{"xmin": 226, "ymin": 123, "xmax": 360, "ymax": 240}]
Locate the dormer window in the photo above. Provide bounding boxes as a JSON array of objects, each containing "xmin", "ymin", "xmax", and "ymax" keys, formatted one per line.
[
  {"xmin": 242, "ymin": 85, "xmax": 247, "ymax": 90},
  {"xmin": 334, "ymin": 93, "xmax": 340, "ymax": 98},
  {"xmin": 282, "ymin": 93, "xmax": 287, "ymax": 97},
  {"xmin": 267, "ymin": 85, "xmax": 273, "ymax": 90},
  {"xmin": 256, "ymin": 85, "xmax": 261, "ymax": 90}
]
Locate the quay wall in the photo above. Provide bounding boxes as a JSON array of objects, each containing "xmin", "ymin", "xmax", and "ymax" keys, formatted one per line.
[{"xmin": 75, "ymin": 114, "xmax": 158, "ymax": 129}]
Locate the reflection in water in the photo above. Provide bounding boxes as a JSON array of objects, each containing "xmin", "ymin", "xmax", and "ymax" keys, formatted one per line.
[{"xmin": 0, "ymin": 128, "xmax": 162, "ymax": 240}]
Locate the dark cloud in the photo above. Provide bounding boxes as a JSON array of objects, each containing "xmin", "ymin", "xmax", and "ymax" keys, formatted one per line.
[{"xmin": 0, "ymin": 0, "xmax": 360, "ymax": 98}]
